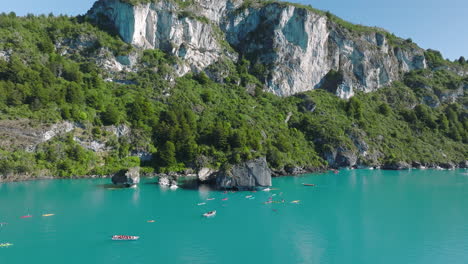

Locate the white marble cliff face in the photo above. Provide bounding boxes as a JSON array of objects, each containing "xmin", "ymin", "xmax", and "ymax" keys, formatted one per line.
[
  {"xmin": 88, "ymin": 0, "xmax": 427, "ymax": 98},
  {"xmin": 88, "ymin": 0, "xmax": 229, "ymax": 75},
  {"xmin": 223, "ymin": 3, "xmax": 426, "ymax": 98}
]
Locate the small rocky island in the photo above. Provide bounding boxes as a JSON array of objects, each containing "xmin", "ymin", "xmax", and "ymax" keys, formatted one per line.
[
  {"xmin": 156, "ymin": 157, "xmax": 272, "ymax": 190},
  {"xmin": 111, "ymin": 167, "xmax": 140, "ymax": 187},
  {"xmin": 215, "ymin": 157, "xmax": 272, "ymax": 190}
]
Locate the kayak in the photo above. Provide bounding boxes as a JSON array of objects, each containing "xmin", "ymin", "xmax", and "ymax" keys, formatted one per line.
[
  {"xmin": 42, "ymin": 214, "xmax": 55, "ymax": 217},
  {"xmin": 207, "ymin": 198, "xmax": 215, "ymax": 201},
  {"xmin": 20, "ymin": 215, "xmax": 32, "ymax": 219},
  {"xmin": 197, "ymin": 203, "xmax": 206, "ymax": 206},
  {"xmin": 0, "ymin": 243, "xmax": 13, "ymax": 247},
  {"xmin": 203, "ymin": 211, "xmax": 216, "ymax": 217},
  {"xmin": 147, "ymin": 220, "xmax": 156, "ymax": 223},
  {"xmin": 303, "ymin": 183, "xmax": 315, "ymax": 186},
  {"xmin": 112, "ymin": 235, "xmax": 139, "ymax": 241},
  {"xmin": 222, "ymin": 198, "xmax": 228, "ymax": 201},
  {"xmin": 291, "ymin": 200, "xmax": 301, "ymax": 204}
]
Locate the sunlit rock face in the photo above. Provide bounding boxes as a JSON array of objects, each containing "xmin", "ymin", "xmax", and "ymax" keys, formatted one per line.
[
  {"xmin": 88, "ymin": 0, "xmax": 426, "ymax": 98},
  {"xmin": 87, "ymin": 0, "xmax": 231, "ymax": 75}
]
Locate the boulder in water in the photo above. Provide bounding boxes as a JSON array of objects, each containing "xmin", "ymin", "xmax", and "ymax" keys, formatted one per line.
[
  {"xmin": 112, "ymin": 167, "xmax": 140, "ymax": 187},
  {"xmin": 382, "ymin": 161, "xmax": 411, "ymax": 170},
  {"xmin": 216, "ymin": 157, "xmax": 272, "ymax": 190},
  {"xmin": 158, "ymin": 176, "xmax": 177, "ymax": 187},
  {"xmin": 158, "ymin": 176, "xmax": 171, "ymax": 187}
]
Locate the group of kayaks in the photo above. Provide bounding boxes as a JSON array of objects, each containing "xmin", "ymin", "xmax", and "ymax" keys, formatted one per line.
[
  {"xmin": 113, "ymin": 210, "xmax": 218, "ymax": 241},
  {"xmin": 0, "ymin": 214, "xmax": 56, "ymax": 248},
  {"xmin": 19, "ymin": 214, "xmax": 54, "ymax": 219},
  {"xmin": 4, "ymin": 185, "xmax": 313, "ymax": 244},
  {"xmin": 113, "ymin": 209, "xmax": 218, "ymax": 241}
]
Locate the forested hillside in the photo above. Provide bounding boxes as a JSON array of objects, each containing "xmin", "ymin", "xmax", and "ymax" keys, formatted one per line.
[{"xmin": 0, "ymin": 8, "xmax": 466, "ymax": 180}]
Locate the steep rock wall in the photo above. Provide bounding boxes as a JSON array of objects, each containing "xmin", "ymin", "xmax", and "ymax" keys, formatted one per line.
[
  {"xmin": 216, "ymin": 157, "xmax": 272, "ymax": 189},
  {"xmin": 223, "ymin": 3, "xmax": 426, "ymax": 98},
  {"xmin": 88, "ymin": 0, "xmax": 427, "ymax": 98},
  {"xmin": 87, "ymin": 0, "xmax": 229, "ymax": 74}
]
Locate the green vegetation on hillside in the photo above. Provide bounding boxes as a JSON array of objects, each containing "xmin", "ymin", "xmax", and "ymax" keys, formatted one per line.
[{"xmin": 0, "ymin": 12, "xmax": 466, "ymax": 179}]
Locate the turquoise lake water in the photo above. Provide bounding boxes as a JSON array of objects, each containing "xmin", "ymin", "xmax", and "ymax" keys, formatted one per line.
[{"xmin": 1, "ymin": 169, "xmax": 468, "ymax": 264}]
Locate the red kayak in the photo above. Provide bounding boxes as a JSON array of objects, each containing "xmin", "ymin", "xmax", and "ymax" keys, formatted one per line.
[
  {"xmin": 21, "ymin": 215, "xmax": 32, "ymax": 219},
  {"xmin": 112, "ymin": 235, "xmax": 139, "ymax": 241}
]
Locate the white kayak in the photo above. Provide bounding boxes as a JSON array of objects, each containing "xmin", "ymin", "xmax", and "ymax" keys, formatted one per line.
[
  {"xmin": 203, "ymin": 211, "xmax": 216, "ymax": 217},
  {"xmin": 112, "ymin": 235, "xmax": 140, "ymax": 241}
]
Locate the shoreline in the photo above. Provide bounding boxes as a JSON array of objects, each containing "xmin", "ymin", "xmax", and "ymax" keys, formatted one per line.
[{"xmin": 1, "ymin": 166, "xmax": 466, "ymax": 184}]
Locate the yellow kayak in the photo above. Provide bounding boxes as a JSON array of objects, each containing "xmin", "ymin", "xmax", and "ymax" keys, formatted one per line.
[
  {"xmin": 42, "ymin": 214, "xmax": 55, "ymax": 217},
  {"xmin": 291, "ymin": 200, "xmax": 301, "ymax": 204},
  {"xmin": 0, "ymin": 243, "xmax": 13, "ymax": 247}
]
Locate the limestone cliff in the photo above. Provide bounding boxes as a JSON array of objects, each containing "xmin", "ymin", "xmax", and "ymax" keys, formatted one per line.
[
  {"xmin": 87, "ymin": 0, "xmax": 427, "ymax": 98},
  {"xmin": 87, "ymin": 0, "xmax": 236, "ymax": 75},
  {"xmin": 216, "ymin": 157, "xmax": 272, "ymax": 189}
]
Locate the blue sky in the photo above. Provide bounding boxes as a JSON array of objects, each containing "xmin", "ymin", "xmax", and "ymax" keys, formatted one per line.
[{"xmin": 2, "ymin": 0, "xmax": 466, "ymax": 60}]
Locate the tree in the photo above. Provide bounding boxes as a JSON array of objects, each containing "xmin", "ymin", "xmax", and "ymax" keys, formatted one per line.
[
  {"xmin": 437, "ymin": 114, "xmax": 449, "ymax": 132},
  {"xmin": 415, "ymin": 104, "xmax": 437, "ymax": 129},
  {"xmin": 378, "ymin": 103, "xmax": 391, "ymax": 116},
  {"xmin": 400, "ymin": 109, "xmax": 417, "ymax": 123},
  {"xmin": 211, "ymin": 123, "xmax": 230, "ymax": 150},
  {"xmin": 449, "ymin": 125, "xmax": 462, "ymax": 141},
  {"xmin": 251, "ymin": 63, "xmax": 268, "ymax": 82},
  {"xmin": 229, "ymin": 130, "xmax": 246, "ymax": 149},
  {"xmin": 194, "ymin": 72, "xmax": 210, "ymax": 85},
  {"xmin": 178, "ymin": 138, "xmax": 197, "ymax": 163},
  {"xmin": 102, "ymin": 104, "xmax": 120, "ymax": 125},
  {"xmin": 346, "ymin": 97, "xmax": 363, "ymax": 120},
  {"xmin": 65, "ymin": 83, "xmax": 84, "ymax": 104},
  {"xmin": 458, "ymin": 56, "xmax": 466, "ymax": 65},
  {"xmin": 159, "ymin": 141, "xmax": 176, "ymax": 167}
]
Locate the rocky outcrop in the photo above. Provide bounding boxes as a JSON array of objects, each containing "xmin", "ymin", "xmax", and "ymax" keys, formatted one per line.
[
  {"xmin": 0, "ymin": 50, "xmax": 11, "ymax": 61},
  {"xmin": 158, "ymin": 176, "xmax": 170, "ymax": 186},
  {"xmin": 197, "ymin": 167, "xmax": 217, "ymax": 182},
  {"xmin": 439, "ymin": 162, "xmax": 456, "ymax": 170},
  {"xmin": 459, "ymin": 161, "xmax": 468, "ymax": 168},
  {"xmin": 0, "ymin": 120, "xmax": 76, "ymax": 152},
  {"xmin": 382, "ymin": 161, "xmax": 411, "ymax": 170},
  {"xmin": 324, "ymin": 147, "xmax": 358, "ymax": 168},
  {"xmin": 224, "ymin": 4, "xmax": 426, "ymax": 98},
  {"xmin": 104, "ymin": 124, "xmax": 131, "ymax": 138},
  {"xmin": 112, "ymin": 167, "xmax": 140, "ymax": 186},
  {"xmin": 87, "ymin": 0, "xmax": 236, "ymax": 75},
  {"xmin": 88, "ymin": 0, "xmax": 426, "ymax": 98},
  {"xmin": 216, "ymin": 157, "xmax": 272, "ymax": 189}
]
